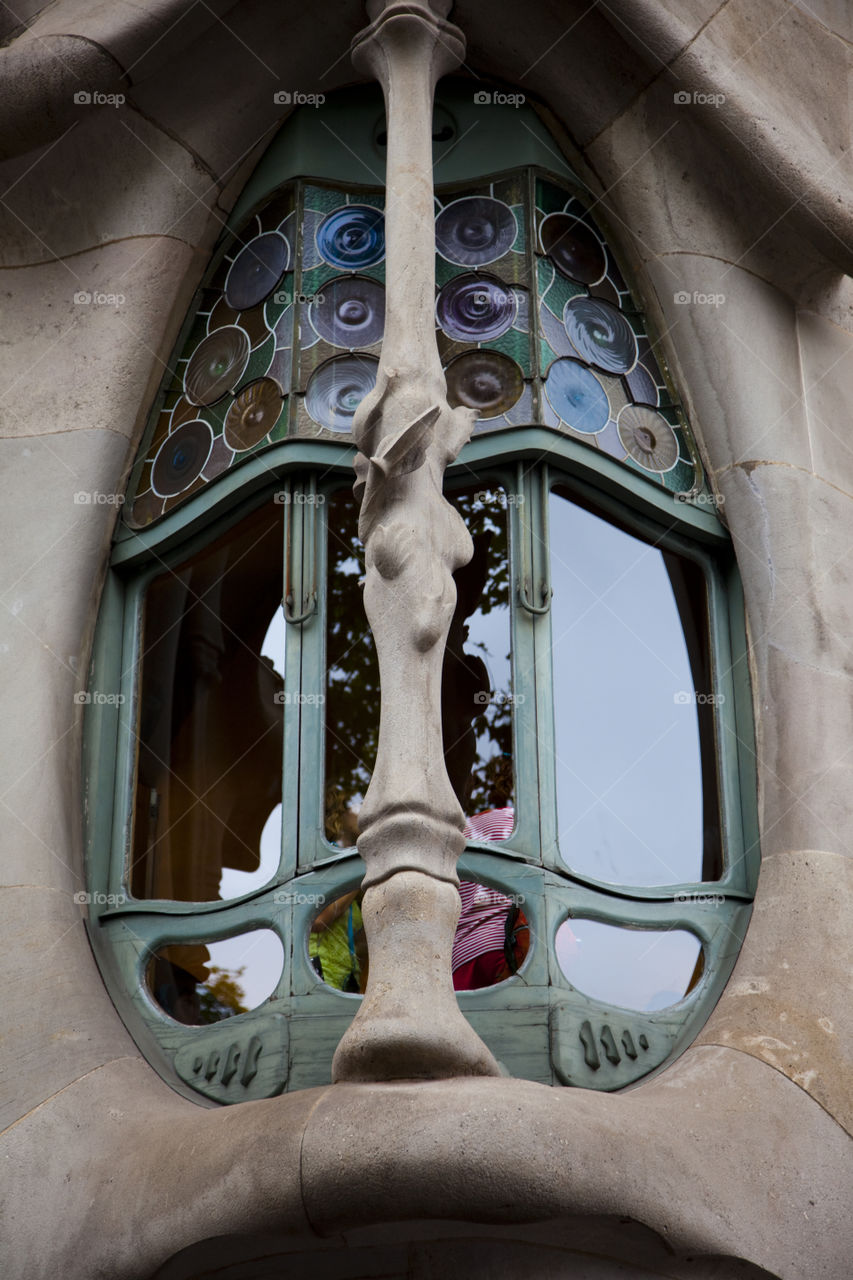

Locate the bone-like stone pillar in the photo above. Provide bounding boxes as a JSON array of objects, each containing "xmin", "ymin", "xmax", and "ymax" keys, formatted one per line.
[{"xmin": 331, "ymin": 0, "xmax": 501, "ymax": 1082}]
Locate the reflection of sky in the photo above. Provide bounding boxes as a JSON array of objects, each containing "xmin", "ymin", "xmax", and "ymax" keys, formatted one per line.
[
  {"xmin": 260, "ymin": 606, "xmax": 285, "ymax": 677},
  {"xmin": 466, "ymin": 600, "xmax": 511, "ymax": 787},
  {"xmin": 555, "ymin": 918, "xmax": 701, "ymax": 1011},
  {"xmin": 549, "ymin": 495, "xmax": 703, "ymax": 886},
  {"xmin": 201, "ymin": 927, "xmax": 284, "ymax": 1011},
  {"xmin": 214, "ymin": 608, "xmax": 285, "ymax": 1008}
]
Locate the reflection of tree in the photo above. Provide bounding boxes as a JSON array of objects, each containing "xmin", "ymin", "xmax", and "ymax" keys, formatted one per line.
[
  {"xmin": 323, "ymin": 486, "xmax": 512, "ymax": 829},
  {"xmin": 197, "ymin": 965, "xmax": 248, "ymax": 1023},
  {"xmin": 324, "ymin": 491, "xmax": 378, "ymax": 836},
  {"xmin": 448, "ymin": 488, "xmax": 513, "ymax": 815}
]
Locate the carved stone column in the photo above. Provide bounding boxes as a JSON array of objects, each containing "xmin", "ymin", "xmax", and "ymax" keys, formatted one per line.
[{"xmin": 331, "ymin": 0, "xmax": 501, "ymax": 1082}]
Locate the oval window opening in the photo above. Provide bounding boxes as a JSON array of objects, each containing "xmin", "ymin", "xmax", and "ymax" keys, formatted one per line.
[
  {"xmin": 310, "ymin": 891, "xmax": 368, "ymax": 993},
  {"xmin": 147, "ymin": 929, "xmax": 284, "ymax": 1025},
  {"xmin": 556, "ymin": 919, "xmax": 703, "ymax": 1011},
  {"xmin": 452, "ymin": 879, "xmax": 530, "ymax": 990}
]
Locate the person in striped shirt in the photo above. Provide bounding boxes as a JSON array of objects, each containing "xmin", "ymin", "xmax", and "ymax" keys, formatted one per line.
[{"xmin": 452, "ymin": 800, "xmax": 529, "ymax": 990}]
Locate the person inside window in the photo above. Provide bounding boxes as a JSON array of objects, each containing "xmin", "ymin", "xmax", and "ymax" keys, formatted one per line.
[{"xmin": 442, "ymin": 537, "xmax": 529, "ymax": 990}]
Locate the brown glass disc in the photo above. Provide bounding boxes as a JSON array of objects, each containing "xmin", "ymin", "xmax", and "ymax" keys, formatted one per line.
[
  {"xmin": 223, "ymin": 379, "xmax": 283, "ymax": 451},
  {"xmin": 540, "ymin": 213, "xmax": 606, "ymax": 285},
  {"xmin": 616, "ymin": 404, "xmax": 679, "ymax": 473},
  {"xmin": 445, "ymin": 351, "xmax": 523, "ymax": 417}
]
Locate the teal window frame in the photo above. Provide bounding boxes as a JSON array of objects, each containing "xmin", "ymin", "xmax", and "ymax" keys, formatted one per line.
[
  {"xmin": 80, "ymin": 82, "xmax": 758, "ymax": 1103},
  {"xmin": 83, "ymin": 427, "xmax": 757, "ymax": 1102}
]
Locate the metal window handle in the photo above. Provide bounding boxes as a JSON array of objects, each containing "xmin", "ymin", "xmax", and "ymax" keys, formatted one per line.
[
  {"xmin": 283, "ymin": 589, "xmax": 317, "ymax": 625},
  {"xmin": 518, "ymin": 577, "xmax": 552, "ymax": 615}
]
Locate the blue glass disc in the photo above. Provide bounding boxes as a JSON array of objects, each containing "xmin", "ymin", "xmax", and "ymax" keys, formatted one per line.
[
  {"xmin": 544, "ymin": 359, "xmax": 610, "ymax": 434},
  {"xmin": 316, "ymin": 205, "xmax": 385, "ymax": 269},
  {"xmin": 151, "ymin": 420, "xmax": 213, "ymax": 497},
  {"xmin": 305, "ymin": 355, "xmax": 379, "ymax": 432},
  {"xmin": 563, "ymin": 296, "xmax": 638, "ymax": 375},
  {"xmin": 436, "ymin": 274, "xmax": 516, "ymax": 342}
]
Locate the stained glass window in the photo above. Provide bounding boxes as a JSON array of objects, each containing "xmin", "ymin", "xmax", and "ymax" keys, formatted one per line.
[{"xmin": 124, "ymin": 169, "xmax": 706, "ymax": 529}]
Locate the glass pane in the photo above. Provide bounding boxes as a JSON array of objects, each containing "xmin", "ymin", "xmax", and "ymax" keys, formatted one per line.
[
  {"xmin": 147, "ymin": 929, "xmax": 284, "ymax": 1024},
  {"xmin": 309, "ymin": 891, "xmax": 368, "ymax": 993},
  {"xmin": 452, "ymin": 879, "xmax": 530, "ymax": 990},
  {"xmin": 323, "ymin": 483, "xmax": 515, "ymax": 846},
  {"xmin": 324, "ymin": 490, "xmax": 377, "ymax": 845},
  {"xmin": 555, "ymin": 918, "xmax": 703, "ymax": 1011},
  {"xmin": 131, "ymin": 501, "xmax": 284, "ymax": 901},
  {"xmin": 549, "ymin": 489, "xmax": 720, "ymax": 885},
  {"xmin": 443, "ymin": 485, "xmax": 514, "ymax": 836}
]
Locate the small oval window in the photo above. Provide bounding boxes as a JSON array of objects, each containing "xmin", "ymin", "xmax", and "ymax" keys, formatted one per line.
[
  {"xmin": 556, "ymin": 918, "xmax": 703, "ymax": 1011},
  {"xmin": 147, "ymin": 929, "xmax": 284, "ymax": 1025}
]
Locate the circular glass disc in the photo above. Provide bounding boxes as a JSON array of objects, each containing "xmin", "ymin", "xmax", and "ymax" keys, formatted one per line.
[
  {"xmin": 151, "ymin": 419, "xmax": 214, "ymax": 496},
  {"xmin": 224, "ymin": 379, "xmax": 283, "ymax": 451},
  {"xmin": 544, "ymin": 358, "xmax": 610, "ymax": 434},
  {"xmin": 305, "ymin": 355, "xmax": 379, "ymax": 432},
  {"xmin": 445, "ymin": 351, "xmax": 523, "ymax": 416},
  {"xmin": 224, "ymin": 232, "xmax": 290, "ymax": 311},
  {"xmin": 184, "ymin": 327, "xmax": 250, "ymax": 406},
  {"xmin": 563, "ymin": 296, "xmax": 638, "ymax": 375}
]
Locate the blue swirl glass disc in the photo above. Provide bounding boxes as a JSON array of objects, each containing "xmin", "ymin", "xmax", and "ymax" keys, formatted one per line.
[
  {"xmin": 544, "ymin": 359, "xmax": 610, "ymax": 434},
  {"xmin": 563, "ymin": 296, "xmax": 638, "ymax": 375},
  {"xmin": 436, "ymin": 274, "xmax": 516, "ymax": 343},
  {"xmin": 316, "ymin": 206, "xmax": 385, "ymax": 269},
  {"xmin": 305, "ymin": 355, "xmax": 379, "ymax": 432}
]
